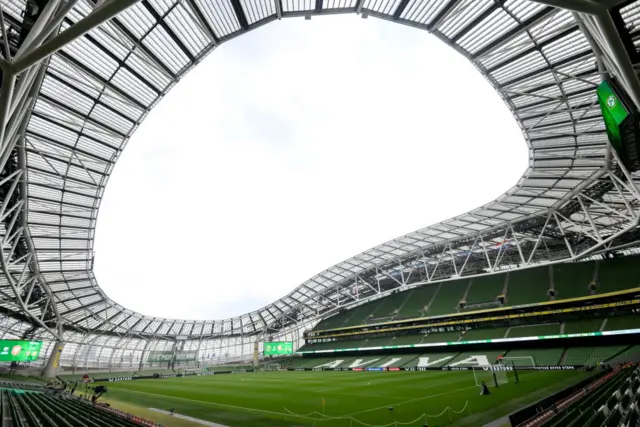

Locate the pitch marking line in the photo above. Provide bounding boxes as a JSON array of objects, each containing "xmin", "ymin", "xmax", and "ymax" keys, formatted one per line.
[
  {"xmin": 150, "ymin": 409, "xmax": 229, "ymax": 427},
  {"xmin": 342, "ymin": 384, "xmax": 478, "ymax": 417},
  {"xmin": 118, "ymin": 382, "xmax": 476, "ymax": 421}
]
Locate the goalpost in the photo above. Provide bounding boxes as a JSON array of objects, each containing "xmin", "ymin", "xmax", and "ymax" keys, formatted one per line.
[
  {"xmin": 472, "ymin": 362, "xmax": 518, "ymax": 387},
  {"xmin": 472, "ymin": 366, "xmax": 506, "ymax": 387},
  {"xmin": 265, "ymin": 363, "xmax": 281, "ymax": 371}
]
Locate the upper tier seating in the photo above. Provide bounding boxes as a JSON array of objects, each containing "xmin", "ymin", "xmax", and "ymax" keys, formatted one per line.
[
  {"xmin": 465, "ymin": 275, "xmax": 504, "ymax": 304},
  {"xmin": 427, "ymin": 279, "xmax": 468, "ymax": 316},
  {"xmin": 395, "ymin": 284, "xmax": 439, "ymax": 319},
  {"xmin": 597, "ymin": 256, "xmax": 640, "ymax": 294},
  {"xmin": 507, "ymin": 266, "xmax": 550, "ymax": 306},
  {"xmin": 553, "ymin": 262, "xmax": 595, "ymax": 300},
  {"xmin": 311, "ymin": 255, "xmax": 640, "ymax": 332}
]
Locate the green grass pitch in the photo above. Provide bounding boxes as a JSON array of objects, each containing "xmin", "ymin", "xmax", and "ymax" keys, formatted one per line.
[{"xmin": 100, "ymin": 370, "xmax": 592, "ymax": 426}]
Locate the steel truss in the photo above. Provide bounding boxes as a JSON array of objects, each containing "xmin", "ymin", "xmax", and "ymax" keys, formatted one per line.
[{"xmin": 0, "ymin": 0, "xmax": 639, "ymax": 348}]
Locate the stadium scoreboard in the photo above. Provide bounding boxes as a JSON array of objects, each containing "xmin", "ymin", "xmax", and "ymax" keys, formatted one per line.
[
  {"xmin": 597, "ymin": 79, "xmax": 640, "ymax": 171},
  {"xmin": 0, "ymin": 340, "xmax": 42, "ymax": 361},
  {"xmin": 264, "ymin": 341, "xmax": 293, "ymax": 355}
]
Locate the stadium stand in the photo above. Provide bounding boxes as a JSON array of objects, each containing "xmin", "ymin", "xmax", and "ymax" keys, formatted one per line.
[
  {"xmin": 311, "ymin": 256, "xmax": 640, "ymax": 334},
  {"xmin": 507, "ymin": 267, "xmax": 550, "ymax": 306},
  {"xmin": 538, "ymin": 364, "xmax": 639, "ymax": 427},
  {"xmin": 404, "ymin": 352, "xmax": 460, "ymax": 368},
  {"xmin": 562, "ymin": 346, "xmax": 627, "ymax": 366},
  {"xmin": 421, "ymin": 331, "xmax": 461, "ymax": 343},
  {"xmin": 507, "ymin": 323, "xmax": 561, "ymax": 338},
  {"xmin": 563, "ymin": 318, "xmax": 605, "ymax": 334},
  {"xmin": 369, "ymin": 292, "xmax": 406, "ymax": 320},
  {"xmin": 464, "ymin": 275, "xmax": 504, "ymax": 306},
  {"xmin": 603, "ymin": 314, "xmax": 640, "ymax": 331},
  {"xmin": 0, "ymin": 389, "xmax": 143, "ymax": 427},
  {"xmin": 553, "ymin": 262, "xmax": 594, "ymax": 300},
  {"xmin": 447, "ymin": 350, "xmax": 505, "ymax": 366},
  {"xmin": 427, "ymin": 279, "xmax": 468, "ymax": 316},
  {"xmin": 362, "ymin": 337, "xmax": 393, "ymax": 347},
  {"xmin": 395, "ymin": 284, "xmax": 438, "ymax": 319},
  {"xmin": 606, "ymin": 346, "xmax": 640, "ymax": 365},
  {"xmin": 461, "ymin": 327, "xmax": 508, "ymax": 340},
  {"xmin": 503, "ymin": 348, "xmax": 565, "ymax": 366},
  {"xmin": 388, "ymin": 335, "xmax": 422, "ymax": 346},
  {"xmin": 596, "ymin": 256, "xmax": 640, "ymax": 294}
]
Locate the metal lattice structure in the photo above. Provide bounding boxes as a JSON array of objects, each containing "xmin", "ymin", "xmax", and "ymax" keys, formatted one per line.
[{"xmin": 0, "ymin": 0, "xmax": 640, "ymax": 369}]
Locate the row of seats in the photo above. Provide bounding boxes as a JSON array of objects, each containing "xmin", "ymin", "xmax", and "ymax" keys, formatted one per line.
[
  {"xmin": 2, "ymin": 390, "xmax": 140, "ymax": 427},
  {"xmin": 284, "ymin": 345, "xmax": 633, "ymax": 369},
  {"xmin": 314, "ymin": 254, "xmax": 640, "ymax": 331},
  {"xmin": 302, "ymin": 315, "xmax": 638, "ymax": 352},
  {"xmin": 542, "ymin": 365, "xmax": 640, "ymax": 427}
]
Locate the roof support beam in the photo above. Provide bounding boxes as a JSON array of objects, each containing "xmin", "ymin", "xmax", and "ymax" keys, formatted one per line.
[{"xmin": 229, "ymin": 0, "xmax": 249, "ymax": 30}]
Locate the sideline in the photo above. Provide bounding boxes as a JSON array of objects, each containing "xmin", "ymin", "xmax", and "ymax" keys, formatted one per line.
[{"xmin": 149, "ymin": 408, "xmax": 230, "ymax": 427}]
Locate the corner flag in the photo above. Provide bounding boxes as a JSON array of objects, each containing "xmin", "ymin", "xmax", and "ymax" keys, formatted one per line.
[{"xmin": 322, "ymin": 397, "xmax": 326, "ymax": 414}]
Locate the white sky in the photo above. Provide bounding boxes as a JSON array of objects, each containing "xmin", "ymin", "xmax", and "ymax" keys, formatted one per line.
[{"xmin": 94, "ymin": 15, "xmax": 526, "ymax": 321}]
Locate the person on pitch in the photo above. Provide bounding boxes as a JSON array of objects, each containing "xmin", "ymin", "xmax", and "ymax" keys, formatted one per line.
[{"xmin": 480, "ymin": 381, "xmax": 490, "ymax": 395}]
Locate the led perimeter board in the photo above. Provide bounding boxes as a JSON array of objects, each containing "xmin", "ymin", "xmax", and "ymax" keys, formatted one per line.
[
  {"xmin": 264, "ymin": 341, "xmax": 293, "ymax": 356},
  {"xmin": 597, "ymin": 79, "xmax": 640, "ymax": 171},
  {"xmin": 0, "ymin": 340, "xmax": 42, "ymax": 361}
]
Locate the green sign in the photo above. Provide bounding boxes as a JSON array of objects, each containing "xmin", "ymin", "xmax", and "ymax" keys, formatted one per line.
[
  {"xmin": 0, "ymin": 340, "xmax": 42, "ymax": 362},
  {"xmin": 264, "ymin": 341, "xmax": 293, "ymax": 356},
  {"xmin": 597, "ymin": 80, "xmax": 629, "ymax": 154}
]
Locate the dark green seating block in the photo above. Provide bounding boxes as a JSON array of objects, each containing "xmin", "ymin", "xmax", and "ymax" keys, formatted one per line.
[
  {"xmin": 507, "ymin": 266, "xmax": 550, "ymax": 306},
  {"xmin": 427, "ymin": 279, "xmax": 468, "ymax": 316},
  {"xmin": 553, "ymin": 262, "xmax": 594, "ymax": 300},
  {"xmin": 597, "ymin": 255, "xmax": 640, "ymax": 293}
]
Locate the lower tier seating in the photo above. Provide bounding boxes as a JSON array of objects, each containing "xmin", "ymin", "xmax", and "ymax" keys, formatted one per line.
[
  {"xmin": 1, "ymin": 389, "xmax": 140, "ymax": 427},
  {"xmin": 540, "ymin": 365, "xmax": 640, "ymax": 427},
  {"xmin": 504, "ymin": 348, "xmax": 564, "ymax": 366},
  {"xmin": 292, "ymin": 345, "xmax": 636, "ymax": 370},
  {"xmin": 563, "ymin": 347, "xmax": 627, "ymax": 366}
]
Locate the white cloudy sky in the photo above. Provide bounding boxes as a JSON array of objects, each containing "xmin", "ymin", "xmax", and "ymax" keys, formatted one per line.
[{"xmin": 94, "ymin": 15, "xmax": 526, "ymax": 321}]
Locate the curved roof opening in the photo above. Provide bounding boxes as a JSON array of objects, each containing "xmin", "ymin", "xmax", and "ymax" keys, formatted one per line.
[{"xmin": 94, "ymin": 15, "xmax": 526, "ymax": 321}]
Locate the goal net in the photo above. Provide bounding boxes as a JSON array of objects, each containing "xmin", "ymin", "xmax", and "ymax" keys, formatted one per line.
[
  {"xmin": 265, "ymin": 363, "xmax": 281, "ymax": 371},
  {"xmin": 184, "ymin": 368, "xmax": 205, "ymax": 376},
  {"xmin": 472, "ymin": 365, "xmax": 509, "ymax": 387}
]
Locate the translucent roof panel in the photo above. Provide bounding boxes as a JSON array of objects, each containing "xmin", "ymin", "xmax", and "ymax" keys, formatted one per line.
[{"xmin": 2, "ymin": 0, "xmax": 638, "ymax": 339}]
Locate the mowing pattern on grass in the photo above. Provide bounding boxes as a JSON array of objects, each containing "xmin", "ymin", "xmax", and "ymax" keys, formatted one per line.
[{"xmin": 101, "ymin": 370, "xmax": 592, "ymax": 427}]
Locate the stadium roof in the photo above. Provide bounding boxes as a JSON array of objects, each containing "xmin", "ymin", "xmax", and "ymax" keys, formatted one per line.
[{"xmin": 0, "ymin": 0, "xmax": 639, "ymax": 341}]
